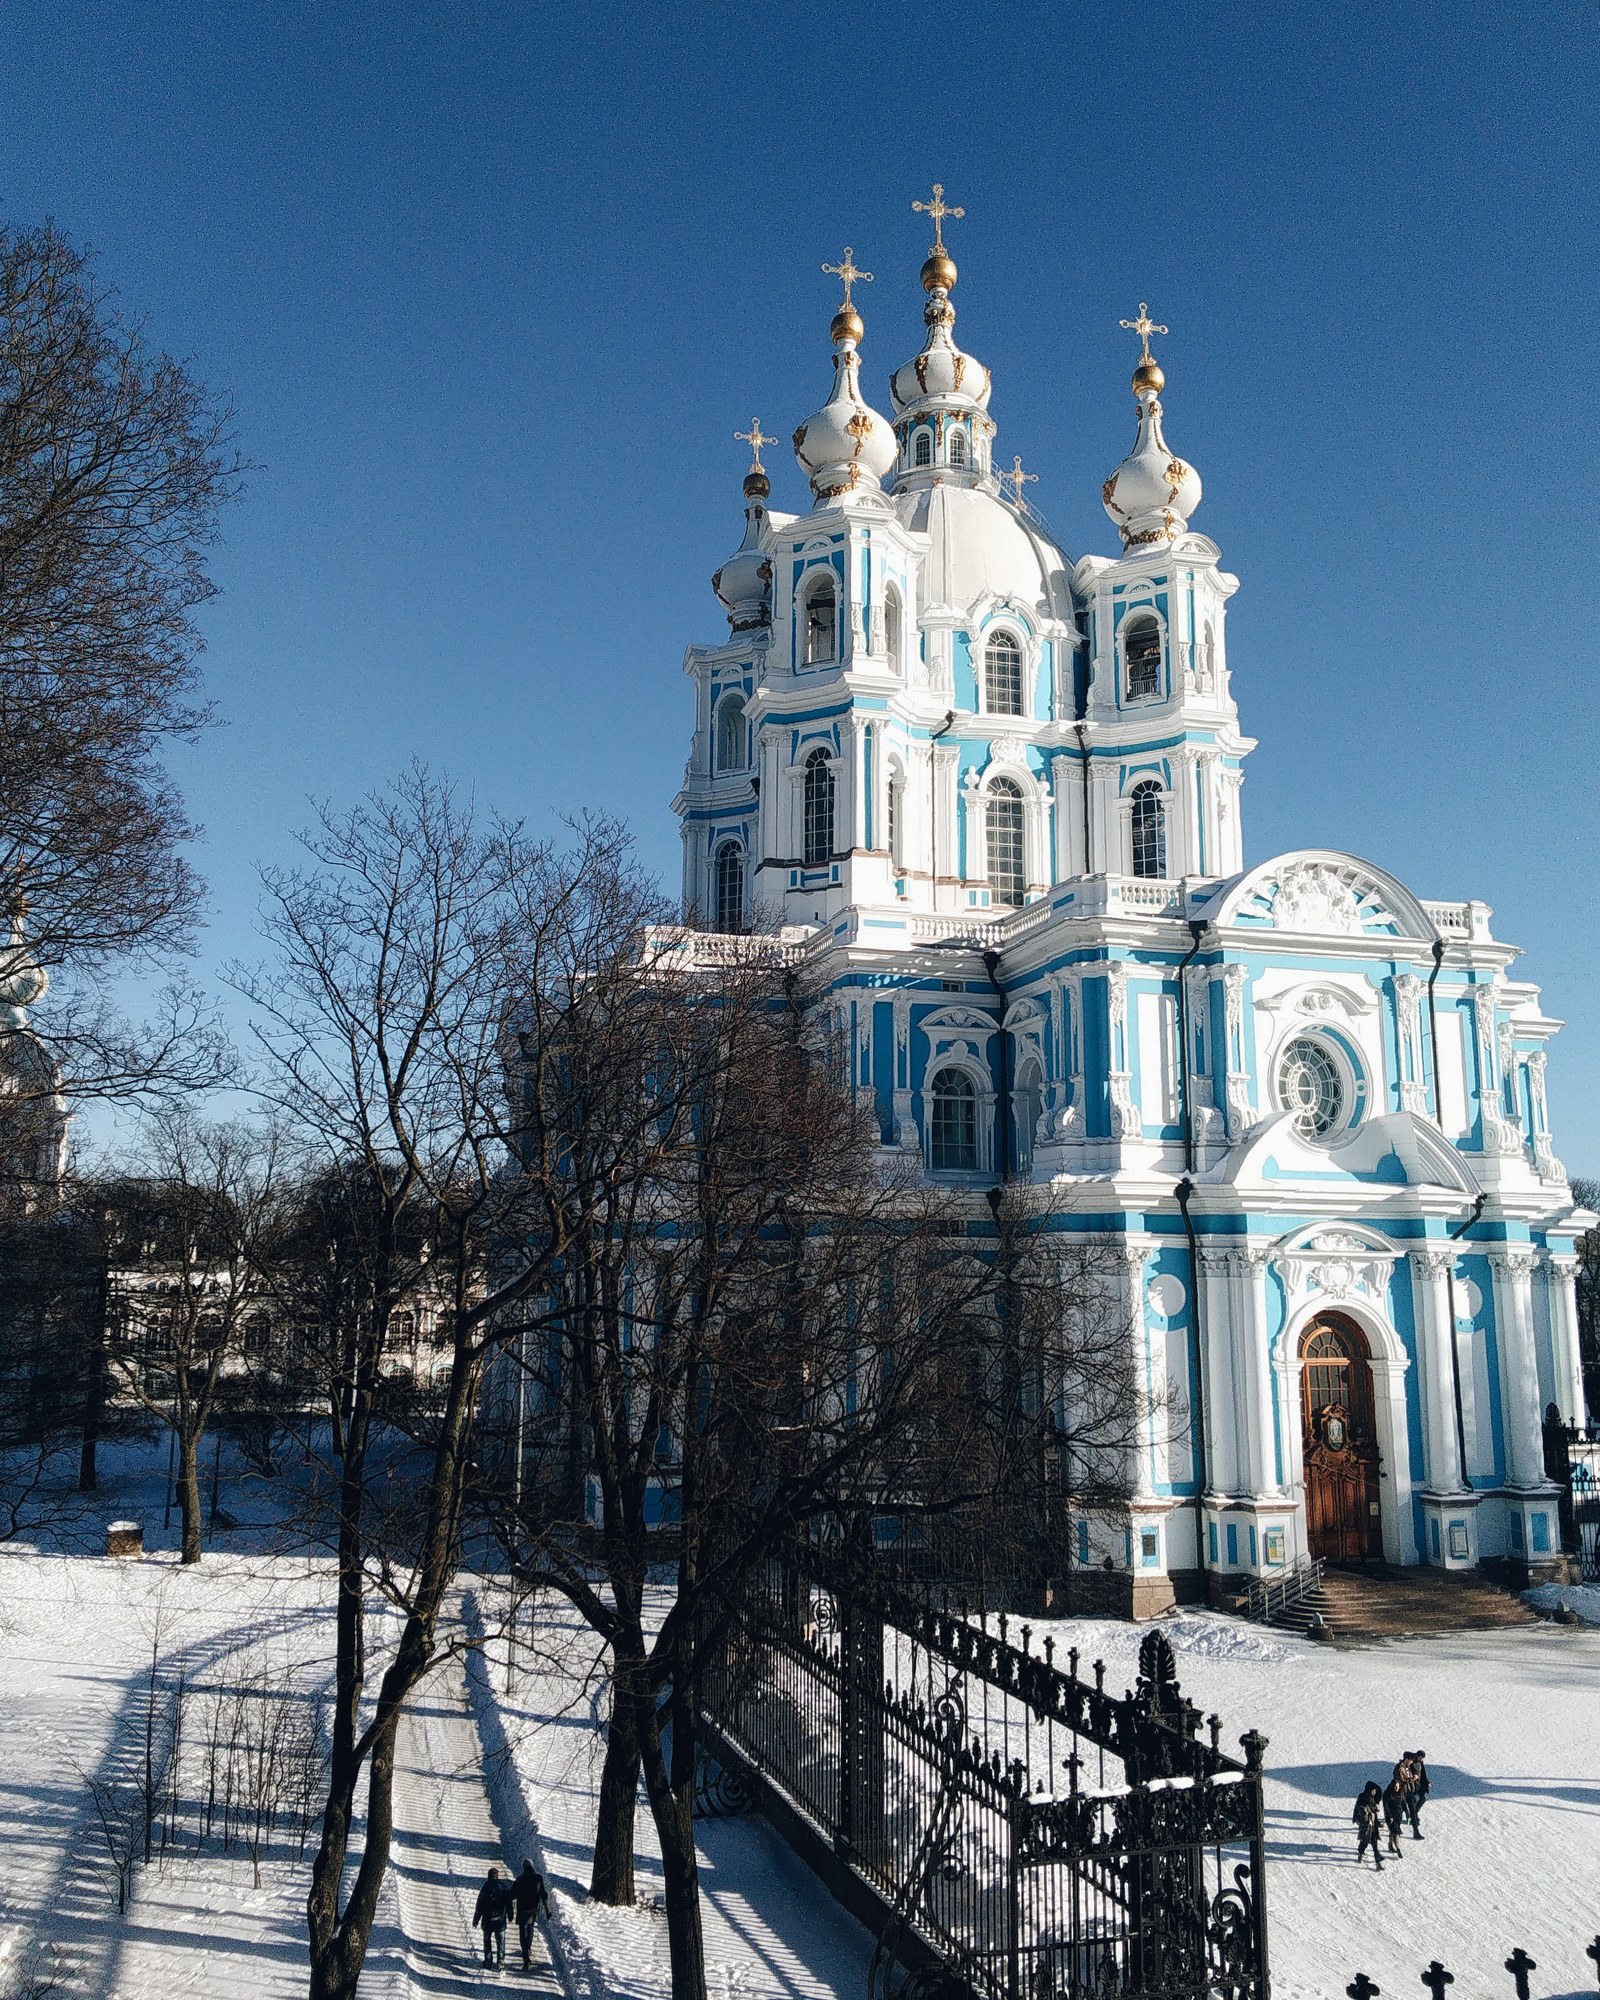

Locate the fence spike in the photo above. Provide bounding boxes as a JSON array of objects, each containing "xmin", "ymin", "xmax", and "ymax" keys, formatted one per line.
[
  {"xmin": 1021, "ymin": 1624, "xmax": 1032, "ymax": 1654},
  {"xmin": 1044, "ymin": 1636, "xmax": 1055, "ymax": 1666}
]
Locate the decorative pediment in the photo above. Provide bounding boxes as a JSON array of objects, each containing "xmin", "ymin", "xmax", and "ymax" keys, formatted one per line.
[
  {"xmin": 1272, "ymin": 1223, "xmax": 1399, "ymax": 1308},
  {"xmin": 1256, "ymin": 980, "xmax": 1378, "ymax": 1023},
  {"xmin": 1212, "ymin": 850, "xmax": 1437, "ymax": 942},
  {"xmin": 919, "ymin": 1003, "xmax": 997, "ymax": 1067}
]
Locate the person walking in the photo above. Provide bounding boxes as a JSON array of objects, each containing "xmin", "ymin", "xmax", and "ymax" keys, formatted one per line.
[
  {"xmin": 473, "ymin": 1865, "xmax": 511, "ymax": 1969},
  {"xmin": 512, "ymin": 1859, "xmax": 549, "ymax": 1972},
  {"xmin": 1403, "ymin": 1750, "xmax": 1431, "ymax": 1838},
  {"xmin": 1353, "ymin": 1781, "xmax": 1385, "ymax": 1870},
  {"xmin": 1382, "ymin": 1774, "xmax": 1408, "ymax": 1857}
]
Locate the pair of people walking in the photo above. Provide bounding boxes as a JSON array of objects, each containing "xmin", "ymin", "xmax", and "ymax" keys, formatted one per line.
[
  {"xmin": 1353, "ymin": 1751, "xmax": 1430, "ymax": 1870},
  {"xmin": 472, "ymin": 1859, "xmax": 549, "ymax": 1971}
]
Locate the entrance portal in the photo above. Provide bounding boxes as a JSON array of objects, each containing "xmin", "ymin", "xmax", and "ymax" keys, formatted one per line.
[{"xmin": 1299, "ymin": 1316, "xmax": 1383, "ymax": 1561}]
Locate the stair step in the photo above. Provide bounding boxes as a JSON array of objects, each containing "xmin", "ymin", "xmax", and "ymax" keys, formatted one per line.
[{"xmin": 1258, "ymin": 1563, "xmax": 1537, "ymax": 1640}]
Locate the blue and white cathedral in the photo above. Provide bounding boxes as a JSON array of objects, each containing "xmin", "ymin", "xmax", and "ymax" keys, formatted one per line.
[{"xmin": 670, "ymin": 193, "xmax": 1591, "ymax": 1613}]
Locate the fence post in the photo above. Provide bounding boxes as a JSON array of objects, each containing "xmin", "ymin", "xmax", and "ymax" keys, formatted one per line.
[
  {"xmin": 1242, "ymin": 1729, "xmax": 1270, "ymax": 1999},
  {"xmin": 839, "ymin": 1585, "xmax": 885, "ymax": 1872}
]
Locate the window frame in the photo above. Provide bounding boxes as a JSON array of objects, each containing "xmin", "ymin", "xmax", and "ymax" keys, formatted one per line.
[
  {"xmin": 1128, "ymin": 779, "xmax": 1167, "ymax": 880},
  {"xmin": 713, "ymin": 840, "xmax": 745, "ymax": 933},
  {"xmin": 1276, "ymin": 1033, "xmax": 1356, "ymax": 1143},
  {"xmin": 803, "ymin": 574, "xmax": 838, "ymax": 666},
  {"xmin": 983, "ymin": 629, "xmax": 1026, "ymax": 717},
  {"xmin": 1121, "ymin": 613, "xmax": 1164, "ymax": 703},
  {"xmin": 912, "ymin": 428, "xmax": 933, "ymax": 469},
  {"xmin": 802, "ymin": 748, "xmax": 834, "ymax": 867},
  {"xmin": 986, "ymin": 777, "xmax": 1026, "ymax": 907},
  {"xmin": 713, "ymin": 691, "xmax": 748, "ymax": 772},
  {"xmin": 928, "ymin": 1064, "xmax": 980, "ymax": 1173}
]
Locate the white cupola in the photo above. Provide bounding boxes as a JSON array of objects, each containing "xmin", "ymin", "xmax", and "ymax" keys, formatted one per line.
[
  {"xmin": 792, "ymin": 249, "xmax": 897, "ymax": 505},
  {"xmin": 711, "ymin": 420, "xmax": 775, "ymax": 631},
  {"xmin": 889, "ymin": 186, "xmax": 994, "ymax": 486},
  {"xmin": 1100, "ymin": 303, "xmax": 1202, "ymax": 550}
]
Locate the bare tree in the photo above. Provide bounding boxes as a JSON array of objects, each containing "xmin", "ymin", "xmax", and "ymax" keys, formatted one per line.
[
  {"xmin": 231, "ymin": 769, "xmax": 644, "ymax": 2000},
  {"xmin": 99, "ymin": 1118, "xmax": 282, "ymax": 1563}
]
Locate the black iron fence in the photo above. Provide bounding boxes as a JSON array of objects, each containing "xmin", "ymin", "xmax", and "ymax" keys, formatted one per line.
[
  {"xmin": 1541, "ymin": 1409, "xmax": 1600, "ymax": 1578},
  {"xmin": 700, "ymin": 1542, "xmax": 1268, "ymax": 2000}
]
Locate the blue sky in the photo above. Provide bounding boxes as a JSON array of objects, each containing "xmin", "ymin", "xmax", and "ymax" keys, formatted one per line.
[{"xmin": 2, "ymin": 1, "xmax": 1597, "ymax": 1168}]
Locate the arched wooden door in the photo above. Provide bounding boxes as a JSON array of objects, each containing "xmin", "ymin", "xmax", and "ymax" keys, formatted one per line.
[{"xmin": 1300, "ymin": 1316, "xmax": 1383, "ymax": 1561}]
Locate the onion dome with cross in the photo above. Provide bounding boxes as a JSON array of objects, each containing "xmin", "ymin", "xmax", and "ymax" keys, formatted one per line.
[
  {"xmin": 889, "ymin": 184, "xmax": 994, "ymax": 484},
  {"xmin": 791, "ymin": 248, "xmax": 897, "ymax": 505},
  {"xmin": 711, "ymin": 420, "xmax": 777, "ymax": 630},
  {"xmin": 0, "ymin": 892, "xmax": 47, "ymax": 1030},
  {"xmin": 1100, "ymin": 302, "xmax": 1203, "ymax": 549}
]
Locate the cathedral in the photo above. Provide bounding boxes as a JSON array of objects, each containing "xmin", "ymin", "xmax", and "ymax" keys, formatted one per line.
[{"xmin": 670, "ymin": 190, "xmax": 1591, "ymax": 1612}]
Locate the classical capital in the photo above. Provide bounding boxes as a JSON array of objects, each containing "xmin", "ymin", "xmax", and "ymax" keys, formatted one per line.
[
  {"xmin": 1410, "ymin": 1246, "xmax": 1455, "ymax": 1280},
  {"xmin": 1487, "ymin": 1245, "xmax": 1537, "ymax": 1277}
]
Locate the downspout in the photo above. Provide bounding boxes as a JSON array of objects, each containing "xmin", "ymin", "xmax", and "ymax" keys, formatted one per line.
[
  {"xmin": 1426, "ymin": 937, "xmax": 1475, "ymax": 1481},
  {"xmin": 929, "ymin": 710, "xmax": 956, "ymax": 912},
  {"xmin": 1073, "ymin": 722, "xmax": 1092, "ymax": 875},
  {"xmin": 983, "ymin": 949, "xmax": 1010, "ymax": 1185}
]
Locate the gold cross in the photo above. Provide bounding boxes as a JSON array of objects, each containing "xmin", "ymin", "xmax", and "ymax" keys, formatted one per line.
[
  {"xmin": 912, "ymin": 182, "xmax": 964, "ymax": 253},
  {"xmin": 1119, "ymin": 301, "xmax": 1169, "ymax": 364},
  {"xmin": 822, "ymin": 247, "xmax": 873, "ymax": 306},
  {"xmin": 1000, "ymin": 455, "xmax": 1037, "ymax": 505},
  {"xmin": 734, "ymin": 419, "xmax": 775, "ymax": 472}
]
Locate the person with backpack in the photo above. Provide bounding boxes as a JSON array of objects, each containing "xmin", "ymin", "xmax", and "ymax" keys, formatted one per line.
[{"xmin": 512, "ymin": 1859, "xmax": 550, "ymax": 1972}]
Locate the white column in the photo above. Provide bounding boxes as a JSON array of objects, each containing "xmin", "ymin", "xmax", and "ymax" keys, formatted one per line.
[
  {"xmin": 1488, "ymin": 1247, "xmax": 1546, "ymax": 1488},
  {"xmin": 1544, "ymin": 1254, "xmax": 1587, "ymax": 1423},
  {"xmin": 1238, "ymin": 1248, "xmax": 1282, "ymax": 1495},
  {"xmin": 849, "ymin": 717, "xmax": 869, "ymax": 854},
  {"xmin": 1198, "ymin": 1248, "xmax": 1240, "ymax": 1496},
  {"xmin": 1410, "ymin": 1248, "xmax": 1465, "ymax": 1493}
]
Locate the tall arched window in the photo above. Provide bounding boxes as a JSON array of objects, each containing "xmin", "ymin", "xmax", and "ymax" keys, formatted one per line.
[
  {"xmin": 714, "ymin": 693, "xmax": 747, "ymax": 772},
  {"xmin": 985, "ymin": 631, "xmax": 1024, "ymax": 715},
  {"xmin": 887, "ymin": 761, "xmax": 905, "ymax": 871},
  {"xmin": 929, "ymin": 1067, "xmax": 978, "ymax": 1171},
  {"xmin": 913, "ymin": 429, "xmax": 933, "ymax": 468},
  {"xmin": 804, "ymin": 576, "xmax": 837, "ymax": 664},
  {"xmin": 1129, "ymin": 780, "xmax": 1166, "ymax": 879},
  {"xmin": 803, "ymin": 749, "xmax": 834, "ymax": 865},
  {"xmin": 1014, "ymin": 1057, "xmax": 1044, "ymax": 1173},
  {"xmin": 1123, "ymin": 615, "xmax": 1162, "ymax": 700},
  {"xmin": 949, "ymin": 429, "xmax": 967, "ymax": 468},
  {"xmin": 713, "ymin": 841, "xmax": 744, "ymax": 933},
  {"xmin": 884, "ymin": 585, "xmax": 902, "ymax": 666},
  {"xmin": 987, "ymin": 778, "xmax": 1025, "ymax": 907}
]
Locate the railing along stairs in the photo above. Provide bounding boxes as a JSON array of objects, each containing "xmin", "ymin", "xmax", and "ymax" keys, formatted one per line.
[{"xmin": 1242, "ymin": 1557, "xmax": 1326, "ymax": 1628}]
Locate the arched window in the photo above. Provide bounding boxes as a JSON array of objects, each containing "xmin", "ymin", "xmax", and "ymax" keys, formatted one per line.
[
  {"xmin": 1123, "ymin": 615, "xmax": 1162, "ymax": 700},
  {"xmin": 803, "ymin": 749, "xmax": 834, "ymax": 865},
  {"xmin": 714, "ymin": 841, "xmax": 744, "ymax": 933},
  {"xmin": 987, "ymin": 778, "xmax": 1025, "ymax": 907},
  {"xmin": 984, "ymin": 631, "xmax": 1024, "ymax": 715},
  {"xmin": 1014, "ymin": 1058, "xmax": 1044, "ymax": 1173},
  {"xmin": 929, "ymin": 1067, "xmax": 978, "ymax": 1172},
  {"xmin": 714, "ymin": 693, "xmax": 747, "ymax": 772},
  {"xmin": 804, "ymin": 576, "xmax": 837, "ymax": 664},
  {"xmin": 949, "ymin": 429, "xmax": 967, "ymax": 468},
  {"xmin": 1129, "ymin": 780, "xmax": 1166, "ymax": 879},
  {"xmin": 884, "ymin": 585, "xmax": 902, "ymax": 666},
  {"xmin": 913, "ymin": 429, "xmax": 933, "ymax": 469},
  {"xmin": 887, "ymin": 761, "xmax": 905, "ymax": 871}
]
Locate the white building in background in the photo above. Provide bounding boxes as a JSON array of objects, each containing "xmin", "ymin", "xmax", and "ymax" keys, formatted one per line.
[{"xmin": 670, "ymin": 193, "xmax": 1590, "ymax": 1612}]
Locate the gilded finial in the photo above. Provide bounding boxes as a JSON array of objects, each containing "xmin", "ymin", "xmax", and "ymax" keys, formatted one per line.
[
  {"xmin": 913, "ymin": 182, "xmax": 964, "ymax": 295},
  {"xmin": 822, "ymin": 247, "xmax": 873, "ymax": 309},
  {"xmin": 1120, "ymin": 301, "xmax": 1169, "ymax": 395},
  {"xmin": 1000, "ymin": 455, "xmax": 1038, "ymax": 506},
  {"xmin": 735, "ymin": 419, "xmax": 775, "ymax": 474}
]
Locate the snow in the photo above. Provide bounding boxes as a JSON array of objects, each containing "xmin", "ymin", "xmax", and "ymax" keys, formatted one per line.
[{"xmin": 1524, "ymin": 1581, "xmax": 1600, "ymax": 1625}]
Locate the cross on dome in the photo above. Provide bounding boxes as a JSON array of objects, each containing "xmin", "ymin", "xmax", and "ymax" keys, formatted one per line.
[
  {"xmin": 1000, "ymin": 455, "xmax": 1037, "ymax": 505},
  {"xmin": 822, "ymin": 248, "xmax": 872, "ymax": 308},
  {"xmin": 1119, "ymin": 301, "xmax": 1169, "ymax": 365},
  {"xmin": 735, "ymin": 419, "xmax": 774, "ymax": 473},
  {"xmin": 912, "ymin": 182, "xmax": 964, "ymax": 254}
]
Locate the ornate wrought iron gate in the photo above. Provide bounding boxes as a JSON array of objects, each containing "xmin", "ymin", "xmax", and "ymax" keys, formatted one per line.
[
  {"xmin": 700, "ymin": 1545, "xmax": 1270, "ymax": 2000},
  {"xmin": 1543, "ymin": 1409, "xmax": 1600, "ymax": 1577}
]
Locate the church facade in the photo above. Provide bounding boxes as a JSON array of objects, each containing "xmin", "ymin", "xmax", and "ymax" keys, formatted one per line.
[{"xmin": 670, "ymin": 198, "xmax": 1590, "ymax": 1611}]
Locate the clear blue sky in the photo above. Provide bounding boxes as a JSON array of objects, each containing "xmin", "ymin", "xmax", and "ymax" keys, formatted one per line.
[{"xmin": 2, "ymin": 1, "xmax": 1597, "ymax": 1169}]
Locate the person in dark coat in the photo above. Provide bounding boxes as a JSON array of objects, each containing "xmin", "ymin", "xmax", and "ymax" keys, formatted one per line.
[
  {"xmin": 473, "ymin": 1866, "xmax": 511, "ymax": 1968},
  {"xmin": 1402, "ymin": 1750, "xmax": 1430, "ymax": 1837},
  {"xmin": 1353, "ymin": 1781, "xmax": 1385, "ymax": 1869},
  {"xmin": 1381, "ymin": 1775, "xmax": 1407, "ymax": 1856},
  {"xmin": 512, "ymin": 1860, "xmax": 549, "ymax": 1971}
]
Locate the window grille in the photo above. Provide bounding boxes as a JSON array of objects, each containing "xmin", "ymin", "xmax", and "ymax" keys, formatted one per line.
[
  {"xmin": 985, "ymin": 633, "xmax": 1024, "ymax": 715},
  {"xmin": 987, "ymin": 779, "xmax": 1025, "ymax": 907},
  {"xmin": 714, "ymin": 842, "xmax": 744, "ymax": 933},
  {"xmin": 949, "ymin": 429, "xmax": 967, "ymax": 467},
  {"xmin": 930, "ymin": 1067, "xmax": 979, "ymax": 1170},
  {"xmin": 805, "ymin": 579, "xmax": 836, "ymax": 664},
  {"xmin": 1124, "ymin": 616, "xmax": 1162, "ymax": 700},
  {"xmin": 1129, "ymin": 780, "xmax": 1166, "ymax": 879},
  {"xmin": 913, "ymin": 429, "xmax": 933, "ymax": 468},
  {"xmin": 803, "ymin": 750, "xmax": 834, "ymax": 865},
  {"xmin": 1278, "ymin": 1036, "xmax": 1345, "ymax": 1138}
]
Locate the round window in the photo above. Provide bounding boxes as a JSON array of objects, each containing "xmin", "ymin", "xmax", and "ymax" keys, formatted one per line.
[{"xmin": 1277, "ymin": 1036, "xmax": 1346, "ymax": 1139}]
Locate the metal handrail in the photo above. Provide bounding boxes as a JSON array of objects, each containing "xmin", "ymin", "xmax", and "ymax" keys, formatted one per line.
[{"xmin": 1242, "ymin": 1556, "xmax": 1325, "ymax": 1625}]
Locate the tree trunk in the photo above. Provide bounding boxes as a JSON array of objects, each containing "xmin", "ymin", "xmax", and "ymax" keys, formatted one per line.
[
  {"xmin": 308, "ymin": 1712, "xmax": 402, "ymax": 2000},
  {"xmin": 590, "ymin": 1666, "xmax": 643, "ymax": 1904},
  {"xmin": 641, "ymin": 1683, "xmax": 706, "ymax": 2000},
  {"xmin": 177, "ymin": 1430, "xmax": 203, "ymax": 1564},
  {"xmin": 78, "ymin": 1305, "xmax": 106, "ymax": 1492}
]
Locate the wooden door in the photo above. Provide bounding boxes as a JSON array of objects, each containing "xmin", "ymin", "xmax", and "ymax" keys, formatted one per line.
[{"xmin": 1300, "ymin": 1318, "xmax": 1383, "ymax": 1561}]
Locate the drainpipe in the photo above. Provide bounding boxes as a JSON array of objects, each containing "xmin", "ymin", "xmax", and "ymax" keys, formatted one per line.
[
  {"xmin": 983, "ymin": 949, "xmax": 1010, "ymax": 1185},
  {"xmin": 1426, "ymin": 936, "xmax": 1476, "ymax": 1483},
  {"xmin": 929, "ymin": 710, "xmax": 956, "ymax": 913},
  {"xmin": 1174, "ymin": 1175, "xmax": 1210, "ymax": 1576},
  {"xmin": 1073, "ymin": 722, "xmax": 1092, "ymax": 875}
]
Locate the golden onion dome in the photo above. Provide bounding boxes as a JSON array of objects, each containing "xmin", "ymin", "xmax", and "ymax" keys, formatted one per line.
[
  {"xmin": 1132, "ymin": 357, "xmax": 1165, "ymax": 396},
  {"xmin": 830, "ymin": 303, "xmax": 865, "ymax": 346},
  {"xmin": 921, "ymin": 250, "xmax": 958, "ymax": 295},
  {"xmin": 742, "ymin": 466, "xmax": 770, "ymax": 500}
]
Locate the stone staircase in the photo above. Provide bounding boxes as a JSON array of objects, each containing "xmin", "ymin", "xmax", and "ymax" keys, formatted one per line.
[{"xmin": 1262, "ymin": 1562, "xmax": 1539, "ymax": 1640}]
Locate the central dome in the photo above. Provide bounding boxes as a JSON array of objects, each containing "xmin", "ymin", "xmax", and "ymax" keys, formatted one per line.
[{"xmin": 897, "ymin": 481, "xmax": 1071, "ymax": 616}]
